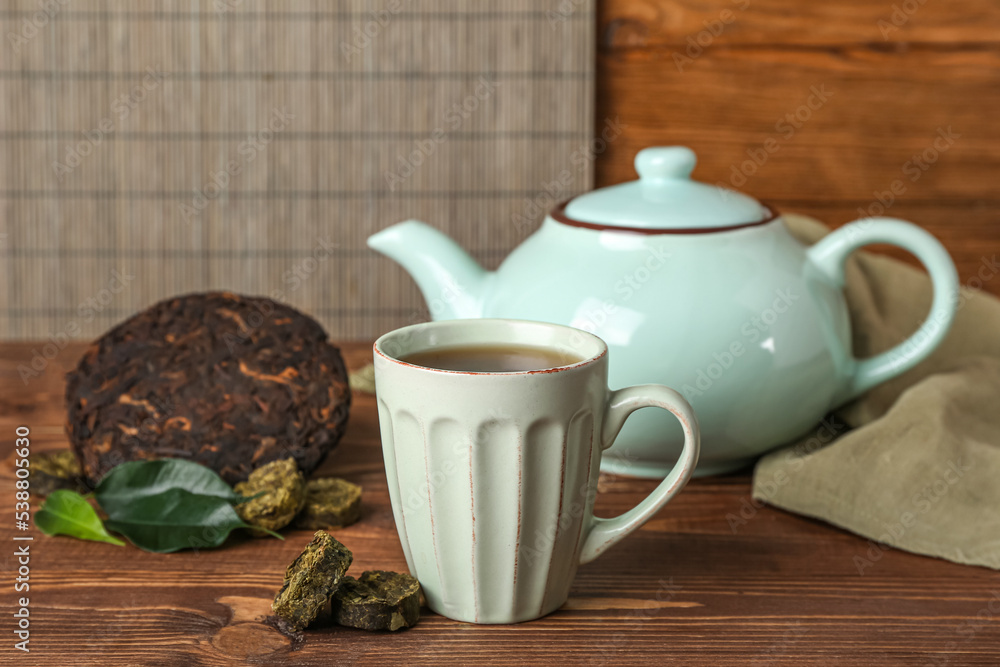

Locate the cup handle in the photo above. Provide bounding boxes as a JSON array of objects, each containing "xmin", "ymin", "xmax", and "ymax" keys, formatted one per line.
[
  {"xmin": 805, "ymin": 218, "xmax": 959, "ymax": 403},
  {"xmin": 578, "ymin": 385, "xmax": 700, "ymax": 565}
]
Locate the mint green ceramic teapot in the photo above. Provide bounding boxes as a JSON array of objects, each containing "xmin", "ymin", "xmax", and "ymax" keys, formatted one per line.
[{"xmin": 368, "ymin": 146, "xmax": 959, "ymax": 477}]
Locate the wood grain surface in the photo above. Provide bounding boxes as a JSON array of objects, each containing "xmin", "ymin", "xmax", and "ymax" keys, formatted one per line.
[
  {"xmin": 596, "ymin": 0, "xmax": 1000, "ymax": 296},
  {"xmin": 2, "ymin": 342, "xmax": 999, "ymax": 666}
]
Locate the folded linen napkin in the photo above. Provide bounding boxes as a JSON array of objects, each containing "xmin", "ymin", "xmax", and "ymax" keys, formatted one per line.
[{"xmin": 754, "ymin": 214, "xmax": 1000, "ymax": 570}]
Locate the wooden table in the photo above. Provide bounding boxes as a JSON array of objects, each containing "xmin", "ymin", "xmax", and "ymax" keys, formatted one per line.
[{"xmin": 2, "ymin": 342, "xmax": 997, "ymax": 666}]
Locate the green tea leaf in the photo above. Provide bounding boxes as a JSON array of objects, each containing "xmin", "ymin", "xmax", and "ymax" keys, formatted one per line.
[
  {"xmin": 89, "ymin": 458, "xmax": 282, "ymax": 553},
  {"xmin": 94, "ymin": 459, "xmax": 244, "ymax": 515},
  {"xmin": 103, "ymin": 487, "xmax": 273, "ymax": 553},
  {"xmin": 34, "ymin": 490, "xmax": 125, "ymax": 547}
]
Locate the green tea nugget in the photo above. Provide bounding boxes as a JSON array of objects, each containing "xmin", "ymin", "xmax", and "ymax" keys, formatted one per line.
[
  {"xmin": 331, "ymin": 570, "xmax": 421, "ymax": 631},
  {"xmin": 294, "ymin": 477, "xmax": 362, "ymax": 530},
  {"xmin": 28, "ymin": 450, "xmax": 87, "ymax": 496},
  {"xmin": 272, "ymin": 531, "xmax": 353, "ymax": 631},
  {"xmin": 234, "ymin": 458, "xmax": 306, "ymax": 533}
]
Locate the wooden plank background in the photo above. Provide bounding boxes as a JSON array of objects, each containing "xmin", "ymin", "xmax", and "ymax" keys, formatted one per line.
[
  {"xmin": 0, "ymin": 0, "xmax": 595, "ymax": 340},
  {"xmin": 596, "ymin": 0, "xmax": 1000, "ymax": 296},
  {"xmin": 2, "ymin": 0, "xmax": 997, "ymax": 343}
]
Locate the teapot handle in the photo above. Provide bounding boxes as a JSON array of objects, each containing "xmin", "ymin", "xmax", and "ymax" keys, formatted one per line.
[{"xmin": 805, "ymin": 217, "xmax": 959, "ymax": 404}]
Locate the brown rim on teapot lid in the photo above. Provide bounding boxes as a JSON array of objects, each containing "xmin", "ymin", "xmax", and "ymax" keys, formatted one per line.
[{"xmin": 555, "ymin": 146, "xmax": 775, "ymax": 233}]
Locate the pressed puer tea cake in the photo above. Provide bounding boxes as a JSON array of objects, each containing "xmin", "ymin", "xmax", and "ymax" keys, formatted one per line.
[
  {"xmin": 331, "ymin": 570, "xmax": 421, "ymax": 631},
  {"xmin": 272, "ymin": 532, "xmax": 422, "ymax": 632},
  {"xmin": 66, "ymin": 292, "xmax": 351, "ymax": 485},
  {"xmin": 294, "ymin": 477, "xmax": 363, "ymax": 530},
  {"xmin": 234, "ymin": 458, "xmax": 308, "ymax": 533},
  {"xmin": 273, "ymin": 531, "xmax": 353, "ymax": 631}
]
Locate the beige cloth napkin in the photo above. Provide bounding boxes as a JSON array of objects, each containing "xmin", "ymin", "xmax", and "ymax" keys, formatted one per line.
[{"xmin": 754, "ymin": 214, "xmax": 1000, "ymax": 570}]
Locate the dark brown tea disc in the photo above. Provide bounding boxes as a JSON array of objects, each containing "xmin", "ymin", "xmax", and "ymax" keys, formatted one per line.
[{"xmin": 65, "ymin": 292, "xmax": 351, "ymax": 485}]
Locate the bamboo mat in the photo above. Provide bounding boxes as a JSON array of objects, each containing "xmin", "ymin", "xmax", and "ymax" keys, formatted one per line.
[{"xmin": 0, "ymin": 1, "xmax": 595, "ymax": 341}]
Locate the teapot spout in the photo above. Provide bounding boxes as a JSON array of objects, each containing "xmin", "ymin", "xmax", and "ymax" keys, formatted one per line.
[{"xmin": 367, "ymin": 220, "xmax": 490, "ymax": 320}]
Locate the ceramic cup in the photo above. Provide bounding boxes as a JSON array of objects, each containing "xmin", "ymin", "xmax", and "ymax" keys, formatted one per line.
[{"xmin": 373, "ymin": 318, "xmax": 700, "ymax": 624}]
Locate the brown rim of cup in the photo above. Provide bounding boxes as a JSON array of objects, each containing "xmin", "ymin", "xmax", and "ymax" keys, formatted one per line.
[{"xmin": 372, "ymin": 319, "xmax": 609, "ymax": 377}]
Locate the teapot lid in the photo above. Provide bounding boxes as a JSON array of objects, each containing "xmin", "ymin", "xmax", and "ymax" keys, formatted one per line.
[{"xmin": 560, "ymin": 146, "xmax": 773, "ymax": 231}]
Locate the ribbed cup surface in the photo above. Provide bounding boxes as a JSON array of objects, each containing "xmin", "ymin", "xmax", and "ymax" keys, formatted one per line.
[
  {"xmin": 379, "ymin": 401, "xmax": 599, "ymax": 623},
  {"xmin": 373, "ymin": 318, "xmax": 611, "ymax": 623}
]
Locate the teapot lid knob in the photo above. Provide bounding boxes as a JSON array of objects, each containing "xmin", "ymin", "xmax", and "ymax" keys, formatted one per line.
[{"xmin": 635, "ymin": 146, "xmax": 696, "ymax": 181}]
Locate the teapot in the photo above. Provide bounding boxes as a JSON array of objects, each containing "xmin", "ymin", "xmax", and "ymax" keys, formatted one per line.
[{"xmin": 368, "ymin": 146, "xmax": 959, "ymax": 477}]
